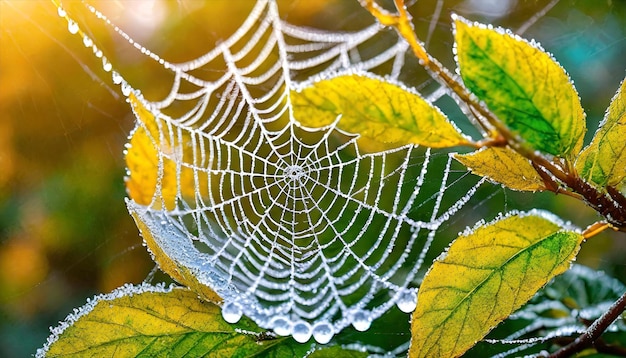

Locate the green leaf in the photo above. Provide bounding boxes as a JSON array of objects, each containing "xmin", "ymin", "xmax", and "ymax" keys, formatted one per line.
[
  {"xmin": 454, "ymin": 147, "xmax": 547, "ymax": 191},
  {"xmin": 454, "ymin": 16, "xmax": 586, "ymax": 157},
  {"xmin": 575, "ymin": 77, "xmax": 626, "ymax": 188},
  {"xmin": 309, "ymin": 345, "xmax": 368, "ymax": 358},
  {"xmin": 409, "ymin": 211, "xmax": 584, "ymax": 358},
  {"xmin": 291, "ymin": 74, "xmax": 470, "ymax": 148},
  {"xmin": 42, "ymin": 284, "xmax": 314, "ymax": 357}
]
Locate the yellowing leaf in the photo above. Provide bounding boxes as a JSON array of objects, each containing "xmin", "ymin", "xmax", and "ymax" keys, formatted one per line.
[
  {"xmin": 410, "ymin": 211, "xmax": 583, "ymax": 358},
  {"xmin": 129, "ymin": 209, "xmax": 221, "ymax": 304},
  {"xmin": 292, "ymin": 74, "xmax": 470, "ymax": 148},
  {"xmin": 454, "ymin": 147, "xmax": 546, "ymax": 191},
  {"xmin": 454, "ymin": 16, "xmax": 585, "ymax": 157},
  {"xmin": 575, "ymin": 77, "xmax": 626, "ymax": 188},
  {"xmin": 44, "ymin": 285, "xmax": 313, "ymax": 358},
  {"xmin": 125, "ymin": 93, "xmax": 208, "ymax": 210}
]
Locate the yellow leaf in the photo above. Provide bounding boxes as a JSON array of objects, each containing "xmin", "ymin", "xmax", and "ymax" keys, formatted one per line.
[
  {"xmin": 291, "ymin": 74, "xmax": 470, "ymax": 148},
  {"xmin": 454, "ymin": 16, "xmax": 586, "ymax": 157},
  {"xmin": 410, "ymin": 211, "xmax": 583, "ymax": 358},
  {"xmin": 44, "ymin": 285, "xmax": 312, "ymax": 357},
  {"xmin": 454, "ymin": 147, "xmax": 546, "ymax": 191},
  {"xmin": 575, "ymin": 77, "xmax": 626, "ymax": 188},
  {"xmin": 125, "ymin": 93, "xmax": 208, "ymax": 210},
  {"xmin": 129, "ymin": 209, "xmax": 221, "ymax": 304}
]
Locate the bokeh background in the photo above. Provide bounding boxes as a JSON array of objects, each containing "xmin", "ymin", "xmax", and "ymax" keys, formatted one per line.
[{"xmin": 1, "ymin": 0, "xmax": 625, "ymax": 356}]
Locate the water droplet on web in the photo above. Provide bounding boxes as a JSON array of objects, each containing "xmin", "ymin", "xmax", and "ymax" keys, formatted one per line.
[
  {"xmin": 312, "ymin": 322, "xmax": 334, "ymax": 344},
  {"xmin": 351, "ymin": 309, "xmax": 372, "ymax": 331},
  {"xmin": 82, "ymin": 35, "xmax": 93, "ymax": 48},
  {"xmin": 67, "ymin": 20, "xmax": 79, "ymax": 34},
  {"xmin": 112, "ymin": 71, "xmax": 122, "ymax": 85},
  {"xmin": 396, "ymin": 288, "xmax": 417, "ymax": 313},
  {"xmin": 121, "ymin": 83, "xmax": 131, "ymax": 96},
  {"xmin": 292, "ymin": 321, "xmax": 312, "ymax": 343},
  {"xmin": 102, "ymin": 57, "xmax": 112, "ymax": 72},
  {"xmin": 270, "ymin": 316, "xmax": 291, "ymax": 336},
  {"xmin": 57, "ymin": 7, "xmax": 66, "ymax": 17},
  {"xmin": 221, "ymin": 301, "xmax": 242, "ymax": 323},
  {"xmin": 94, "ymin": 49, "xmax": 103, "ymax": 58}
]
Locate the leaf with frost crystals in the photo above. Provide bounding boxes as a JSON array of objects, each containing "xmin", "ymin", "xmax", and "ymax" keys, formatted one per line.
[
  {"xmin": 129, "ymin": 208, "xmax": 221, "ymax": 304},
  {"xmin": 409, "ymin": 211, "xmax": 583, "ymax": 358},
  {"xmin": 454, "ymin": 147, "xmax": 547, "ymax": 191},
  {"xmin": 576, "ymin": 77, "xmax": 626, "ymax": 189},
  {"xmin": 292, "ymin": 74, "xmax": 470, "ymax": 148},
  {"xmin": 41, "ymin": 284, "xmax": 362, "ymax": 357},
  {"xmin": 454, "ymin": 16, "xmax": 586, "ymax": 158}
]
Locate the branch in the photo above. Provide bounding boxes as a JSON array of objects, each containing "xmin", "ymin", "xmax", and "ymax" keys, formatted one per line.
[{"xmin": 548, "ymin": 291, "xmax": 626, "ymax": 358}]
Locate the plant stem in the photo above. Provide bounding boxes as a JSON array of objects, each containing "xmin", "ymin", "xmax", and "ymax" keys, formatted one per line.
[{"xmin": 548, "ymin": 290, "xmax": 626, "ymax": 358}]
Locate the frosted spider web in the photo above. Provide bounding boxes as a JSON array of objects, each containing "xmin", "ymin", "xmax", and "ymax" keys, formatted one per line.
[{"xmin": 55, "ymin": 0, "xmax": 488, "ymax": 344}]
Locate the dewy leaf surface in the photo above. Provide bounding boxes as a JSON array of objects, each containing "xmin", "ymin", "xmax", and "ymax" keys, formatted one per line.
[
  {"xmin": 575, "ymin": 77, "xmax": 626, "ymax": 188},
  {"xmin": 292, "ymin": 74, "xmax": 470, "ymax": 148},
  {"xmin": 41, "ymin": 285, "xmax": 316, "ymax": 358},
  {"xmin": 409, "ymin": 211, "xmax": 584, "ymax": 358},
  {"xmin": 454, "ymin": 16, "xmax": 586, "ymax": 157},
  {"xmin": 454, "ymin": 147, "xmax": 546, "ymax": 191}
]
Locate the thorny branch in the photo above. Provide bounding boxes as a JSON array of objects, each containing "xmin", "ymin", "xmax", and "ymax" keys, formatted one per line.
[{"xmin": 362, "ymin": 0, "xmax": 626, "ymax": 356}]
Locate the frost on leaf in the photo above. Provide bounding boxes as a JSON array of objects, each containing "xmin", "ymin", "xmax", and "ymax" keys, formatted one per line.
[
  {"xmin": 410, "ymin": 210, "xmax": 583, "ymax": 358},
  {"xmin": 575, "ymin": 77, "xmax": 626, "ymax": 189},
  {"xmin": 454, "ymin": 15, "xmax": 586, "ymax": 158},
  {"xmin": 55, "ymin": 0, "xmax": 488, "ymax": 343},
  {"xmin": 37, "ymin": 284, "xmax": 325, "ymax": 357}
]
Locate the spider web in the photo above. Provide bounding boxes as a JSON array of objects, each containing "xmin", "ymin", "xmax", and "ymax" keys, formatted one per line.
[{"xmin": 56, "ymin": 0, "xmax": 488, "ymax": 344}]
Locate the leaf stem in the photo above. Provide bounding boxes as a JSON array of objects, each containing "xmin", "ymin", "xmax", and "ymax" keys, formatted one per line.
[
  {"xmin": 581, "ymin": 221, "xmax": 611, "ymax": 239},
  {"xmin": 548, "ymin": 290, "xmax": 626, "ymax": 358}
]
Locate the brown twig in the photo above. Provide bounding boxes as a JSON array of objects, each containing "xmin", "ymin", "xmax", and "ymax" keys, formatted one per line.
[{"xmin": 548, "ymin": 291, "xmax": 626, "ymax": 357}]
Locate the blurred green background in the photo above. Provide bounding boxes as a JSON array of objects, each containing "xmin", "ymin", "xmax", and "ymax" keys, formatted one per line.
[{"xmin": 0, "ymin": 0, "xmax": 624, "ymax": 356}]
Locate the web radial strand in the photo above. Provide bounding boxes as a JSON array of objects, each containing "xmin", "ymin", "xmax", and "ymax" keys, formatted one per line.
[{"xmin": 68, "ymin": 0, "xmax": 492, "ymax": 343}]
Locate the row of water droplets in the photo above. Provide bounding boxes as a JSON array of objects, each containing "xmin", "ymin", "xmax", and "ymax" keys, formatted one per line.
[
  {"xmin": 221, "ymin": 288, "xmax": 417, "ymax": 344},
  {"xmin": 55, "ymin": 3, "xmax": 166, "ymax": 99}
]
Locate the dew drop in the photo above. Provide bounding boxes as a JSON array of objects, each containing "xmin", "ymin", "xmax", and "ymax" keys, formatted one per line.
[
  {"xmin": 102, "ymin": 57, "xmax": 112, "ymax": 72},
  {"xmin": 57, "ymin": 7, "xmax": 66, "ymax": 17},
  {"xmin": 292, "ymin": 321, "xmax": 312, "ymax": 343},
  {"xmin": 351, "ymin": 310, "xmax": 371, "ymax": 331},
  {"xmin": 312, "ymin": 322, "xmax": 334, "ymax": 344},
  {"xmin": 396, "ymin": 288, "xmax": 417, "ymax": 313},
  {"xmin": 221, "ymin": 301, "xmax": 242, "ymax": 324},
  {"xmin": 121, "ymin": 83, "xmax": 131, "ymax": 96},
  {"xmin": 94, "ymin": 49, "xmax": 103, "ymax": 58},
  {"xmin": 112, "ymin": 71, "xmax": 122, "ymax": 85},
  {"xmin": 67, "ymin": 20, "xmax": 79, "ymax": 34},
  {"xmin": 82, "ymin": 35, "xmax": 93, "ymax": 48},
  {"xmin": 270, "ymin": 316, "xmax": 291, "ymax": 336}
]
